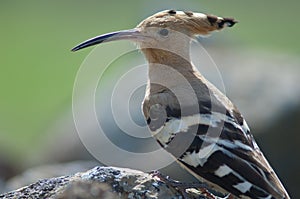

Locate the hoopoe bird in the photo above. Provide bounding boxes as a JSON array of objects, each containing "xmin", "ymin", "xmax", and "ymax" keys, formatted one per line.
[{"xmin": 72, "ymin": 10, "xmax": 290, "ymax": 199}]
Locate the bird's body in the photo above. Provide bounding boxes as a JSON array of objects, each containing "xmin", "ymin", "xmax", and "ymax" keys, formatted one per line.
[{"xmin": 72, "ymin": 10, "xmax": 290, "ymax": 199}]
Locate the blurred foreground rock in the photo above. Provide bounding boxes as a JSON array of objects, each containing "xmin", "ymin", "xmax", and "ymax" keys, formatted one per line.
[
  {"xmin": 5, "ymin": 161, "xmax": 98, "ymax": 193},
  {"xmin": 0, "ymin": 166, "xmax": 212, "ymax": 199}
]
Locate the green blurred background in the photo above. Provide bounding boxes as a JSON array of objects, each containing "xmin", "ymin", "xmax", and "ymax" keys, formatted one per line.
[{"xmin": 0, "ymin": 0, "xmax": 299, "ymax": 197}]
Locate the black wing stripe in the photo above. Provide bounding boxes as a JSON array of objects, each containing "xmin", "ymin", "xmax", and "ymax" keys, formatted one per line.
[{"xmin": 178, "ymin": 136, "xmax": 282, "ymax": 198}]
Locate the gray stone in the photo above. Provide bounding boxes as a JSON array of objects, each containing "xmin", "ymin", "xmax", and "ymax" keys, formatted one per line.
[
  {"xmin": 6, "ymin": 161, "xmax": 98, "ymax": 193},
  {"xmin": 0, "ymin": 166, "xmax": 213, "ymax": 199}
]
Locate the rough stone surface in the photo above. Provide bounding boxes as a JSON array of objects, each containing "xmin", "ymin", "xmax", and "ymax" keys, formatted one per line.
[
  {"xmin": 6, "ymin": 161, "xmax": 98, "ymax": 192},
  {"xmin": 55, "ymin": 181, "xmax": 116, "ymax": 199},
  {"xmin": 0, "ymin": 166, "xmax": 212, "ymax": 199}
]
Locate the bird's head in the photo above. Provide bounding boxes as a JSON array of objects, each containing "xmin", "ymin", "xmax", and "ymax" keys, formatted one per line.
[
  {"xmin": 71, "ymin": 10, "xmax": 237, "ymax": 54},
  {"xmin": 136, "ymin": 10, "xmax": 237, "ymax": 36}
]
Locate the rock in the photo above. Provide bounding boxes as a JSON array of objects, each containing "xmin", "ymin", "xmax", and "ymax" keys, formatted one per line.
[
  {"xmin": 5, "ymin": 161, "xmax": 98, "ymax": 193},
  {"xmin": 0, "ymin": 166, "xmax": 213, "ymax": 199},
  {"xmin": 55, "ymin": 181, "xmax": 116, "ymax": 199}
]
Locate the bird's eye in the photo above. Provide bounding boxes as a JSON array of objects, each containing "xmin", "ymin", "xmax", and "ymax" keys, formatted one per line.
[{"xmin": 158, "ymin": 28, "xmax": 169, "ymax": 37}]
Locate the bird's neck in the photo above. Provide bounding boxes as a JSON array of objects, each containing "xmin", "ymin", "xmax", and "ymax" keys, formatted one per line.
[
  {"xmin": 141, "ymin": 47, "xmax": 205, "ymax": 99},
  {"xmin": 142, "ymin": 47, "xmax": 191, "ymax": 64},
  {"xmin": 142, "ymin": 48, "xmax": 195, "ymax": 82}
]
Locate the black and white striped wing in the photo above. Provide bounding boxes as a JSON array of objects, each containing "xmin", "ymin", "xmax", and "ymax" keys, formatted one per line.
[
  {"xmin": 144, "ymin": 84, "xmax": 288, "ymax": 199},
  {"xmin": 145, "ymin": 102, "xmax": 287, "ymax": 198},
  {"xmin": 172, "ymin": 110, "xmax": 288, "ymax": 199}
]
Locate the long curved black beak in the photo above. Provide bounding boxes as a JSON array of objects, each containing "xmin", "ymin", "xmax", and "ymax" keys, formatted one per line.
[{"xmin": 71, "ymin": 29, "xmax": 143, "ymax": 52}]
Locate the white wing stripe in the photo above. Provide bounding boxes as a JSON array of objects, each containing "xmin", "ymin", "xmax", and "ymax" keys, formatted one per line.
[
  {"xmin": 180, "ymin": 144, "xmax": 219, "ymax": 167},
  {"xmin": 233, "ymin": 181, "xmax": 253, "ymax": 193},
  {"xmin": 214, "ymin": 165, "xmax": 233, "ymax": 177},
  {"xmin": 151, "ymin": 112, "xmax": 249, "ymax": 145}
]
